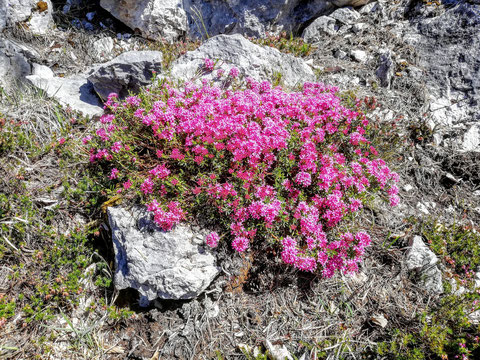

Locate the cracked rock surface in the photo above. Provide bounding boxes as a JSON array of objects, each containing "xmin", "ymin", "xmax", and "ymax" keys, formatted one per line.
[{"xmin": 108, "ymin": 206, "xmax": 220, "ymax": 304}]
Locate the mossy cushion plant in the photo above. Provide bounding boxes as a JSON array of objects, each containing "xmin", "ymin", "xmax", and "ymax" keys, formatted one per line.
[{"xmin": 86, "ymin": 59, "xmax": 399, "ymax": 277}]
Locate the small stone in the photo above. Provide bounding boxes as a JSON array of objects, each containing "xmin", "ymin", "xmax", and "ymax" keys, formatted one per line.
[
  {"xmin": 204, "ymin": 297, "xmax": 220, "ymax": 318},
  {"xmin": 348, "ymin": 271, "xmax": 368, "ymax": 285},
  {"xmin": 449, "ymin": 278, "xmax": 466, "ymax": 296},
  {"xmin": 334, "ymin": 49, "xmax": 348, "ymax": 59},
  {"xmin": 352, "ymin": 22, "xmax": 366, "ymax": 33},
  {"xmin": 328, "ymin": 301, "xmax": 339, "ymax": 315},
  {"xmin": 371, "ymin": 313, "xmax": 388, "ymax": 328},
  {"xmin": 87, "ymin": 50, "xmax": 163, "ymax": 100},
  {"xmin": 462, "ymin": 125, "xmax": 480, "ymax": 152},
  {"xmin": 31, "ymin": 63, "xmax": 54, "ymax": 78},
  {"xmin": 304, "ymin": 58, "xmax": 314, "ymax": 67},
  {"xmin": 86, "ymin": 11, "xmax": 96, "ymax": 21},
  {"xmin": 416, "ymin": 202, "xmax": 430, "ymax": 215},
  {"xmin": 406, "ymin": 236, "xmax": 443, "ymax": 294},
  {"xmin": 265, "ymin": 340, "xmax": 294, "ymax": 360},
  {"xmin": 469, "ymin": 310, "xmax": 480, "ymax": 325},
  {"xmin": 351, "ymin": 49, "xmax": 368, "ymax": 63},
  {"xmin": 376, "ymin": 51, "xmax": 394, "ymax": 87},
  {"xmin": 433, "ymin": 133, "xmax": 443, "ymax": 146},
  {"xmin": 403, "ymin": 184, "xmax": 414, "ymax": 192}
]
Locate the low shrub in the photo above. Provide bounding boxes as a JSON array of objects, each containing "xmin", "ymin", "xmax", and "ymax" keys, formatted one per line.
[
  {"xmin": 249, "ymin": 32, "xmax": 315, "ymax": 58},
  {"xmin": 86, "ymin": 60, "xmax": 399, "ymax": 277}
]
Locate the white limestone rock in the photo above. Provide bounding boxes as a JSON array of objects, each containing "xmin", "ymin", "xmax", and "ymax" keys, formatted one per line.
[
  {"xmin": 108, "ymin": 206, "xmax": 220, "ymax": 304},
  {"xmin": 329, "ymin": 7, "xmax": 361, "ymax": 25},
  {"xmin": 27, "ymin": 73, "xmax": 104, "ymax": 117},
  {"xmin": 265, "ymin": 340, "xmax": 294, "ymax": 360},
  {"xmin": 99, "ymin": 0, "xmax": 334, "ymax": 40},
  {"xmin": 351, "ymin": 49, "xmax": 368, "ymax": 63},
  {"xmin": 100, "ymin": 0, "xmax": 188, "ymax": 43},
  {"xmin": 302, "ymin": 16, "xmax": 338, "ymax": 43},
  {"xmin": 92, "ymin": 37, "xmax": 115, "ymax": 60},
  {"xmin": 2, "ymin": 0, "xmax": 54, "ymax": 34},
  {"xmin": 406, "ymin": 236, "xmax": 443, "ymax": 294},
  {"xmin": 170, "ymin": 34, "xmax": 314, "ymax": 88},
  {"xmin": 462, "ymin": 125, "xmax": 480, "ymax": 152}
]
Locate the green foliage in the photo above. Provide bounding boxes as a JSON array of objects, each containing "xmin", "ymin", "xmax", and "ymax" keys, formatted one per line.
[
  {"xmin": 421, "ymin": 221, "xmax": 480, "ymax": 274},
  {"xmin": 146, "ymin": 38, "xmax": 201, "ymax": 69},
  {"xmin": 250, "ymin": 32, "xmax": 315, "ymax": 58},
  {"xmin": 373, "ymin": 219, "xmax": 480, "ymax": 359}
]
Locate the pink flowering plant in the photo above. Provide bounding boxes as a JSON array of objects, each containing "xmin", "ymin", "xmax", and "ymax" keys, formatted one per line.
[{"xmin": 87, "ymin": 60, "xmax": 399, "ymax": 277}]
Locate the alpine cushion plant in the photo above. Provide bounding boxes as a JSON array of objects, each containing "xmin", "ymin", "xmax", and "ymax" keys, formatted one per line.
[{"xmin": 86, "ymin": 60, "xmax": 399, "ymax": 278}]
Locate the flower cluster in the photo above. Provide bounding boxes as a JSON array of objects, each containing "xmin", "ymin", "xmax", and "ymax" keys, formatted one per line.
[{"xmin": 88, "ymin": 62, "xmax": 399, "ymax": 277}]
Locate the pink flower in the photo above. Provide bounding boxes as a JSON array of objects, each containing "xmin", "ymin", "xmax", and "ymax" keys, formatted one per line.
[
  {"xmin": 111, "ymin": 141, "xmax": 122, "ymax": 153},
  {"xmin": 295, "ymin": 171, "xmax": 312, "ymax": 187},
  {"xmin": 206, "ymin": 232, "xmax": 219, "ymax": 248},
  {"xmin": 170, "ymin": 148, "xmax": 184, "ymax": 160},
  {"xmin": 229, "ymin": 67, "xmax": 239, "ymax": 78},
  {"xmin": 204, "ymin": 58, "xmax": 214, "ymax": 71},
  {"xmin": 149, "ymin": 164, "xmax": 170, "ymax": 179},
  {"xmin": 123, "ymin": 180, "xmax": 132, "ymax": 189},
  {"xmin": 389, "ymin": 194, "xmax": 400, "ymax": 207},
  {"xmin": 109, "ymin": 168, "xmax": 119, "ymax": 179},
  {"xmin": 232, "ymin": 236, "xmax": 249, "ymax": 252},
  {"xmin": 125, "ymin": 96, "xmax": 141, "ymax": 107},
  {"xmin": 100, "ymin": 114, "xmax": 115, "ymax": 124},
  {"xmin": 140, "ymin": 177, "xmax": 154, "ymax": 194}
]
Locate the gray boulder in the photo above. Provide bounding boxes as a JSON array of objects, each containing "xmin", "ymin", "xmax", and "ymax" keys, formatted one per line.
[
  {"xmin": 406, "ymin": 236, "xmax": 443, "ymax": 294},
  {"xmin": 185, "ymin": 0, "xmax": 332, "ymax": 39},
  {"xmin": 376, "ymin": 51, "xmax": 394, "ymax": 88},
  {"xmin": 169, "ymin": 34, "xmax": 314, "ymax": 88},
  {"xmin": 108, "ymin": 206, "xmax": 219, "ymax": 304},
  {"xmin": 1, "ymin": 0, "xmax": 54, "ymax": 34},
  {"xmin": 329, "ymin": 7, "xmax": 361, "ymax": 25},
  {"xmin": 100, "ymin": 0, "xmax": 188, "ymax": 43},
  {"xmin": 413, "ymin": 2, "xmax": 480, "ymax": 127},
  {"xmin": 0, "ymin": 38, "xmax": 39, "ymax": 90},
  {"xmin": 99, "ymin": 0, "xmax": 334, "ymax": 41},
  {"xmin": 87, "ymin": 51, "xmax": 163, "ymax": 100},
  {"xmin": 302, "ymin": 16, "xmax": 338, "ymax": 43}
]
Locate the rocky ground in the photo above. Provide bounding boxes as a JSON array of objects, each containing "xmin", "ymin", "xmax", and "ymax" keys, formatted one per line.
[{"xmin": 1, "ymin": 0, "xmax": 480, "ymax": 359}]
